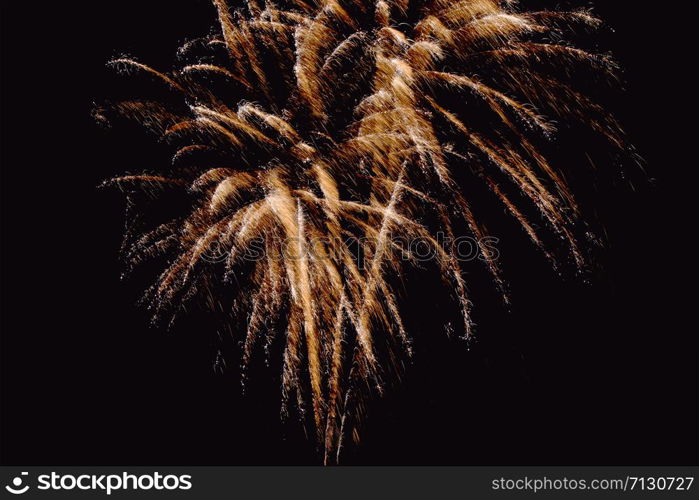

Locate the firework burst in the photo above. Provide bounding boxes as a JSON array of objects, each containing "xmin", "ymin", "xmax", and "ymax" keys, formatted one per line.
[{"xmin": 99, "ymin": 0, "xmax": 628, "ymax": 462}]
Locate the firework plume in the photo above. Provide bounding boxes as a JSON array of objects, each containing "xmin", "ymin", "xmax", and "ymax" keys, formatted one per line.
[{"xmin": 100, "ymin": 0, "xmax": 628, "ymax": 462}]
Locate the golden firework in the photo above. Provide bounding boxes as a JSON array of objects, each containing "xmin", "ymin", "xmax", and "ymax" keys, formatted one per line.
[{"xmin": 101, "ymin": 0, "xmax": 628, "ymax": 463}]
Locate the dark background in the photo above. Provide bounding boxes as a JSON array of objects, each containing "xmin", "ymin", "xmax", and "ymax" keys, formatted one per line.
[{"xmin": 1, "ymin": 1, "xmax": 697, "ymax": 465}]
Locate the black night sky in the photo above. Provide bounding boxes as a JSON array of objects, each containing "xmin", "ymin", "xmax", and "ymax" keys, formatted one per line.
[{"xmin": 1, "ymin": 1, "xmax": 697, "ymax": 465}]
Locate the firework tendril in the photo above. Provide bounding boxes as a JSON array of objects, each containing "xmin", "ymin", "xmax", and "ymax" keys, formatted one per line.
[{"xmin": 100, "ymin": 0, "xmax": 629, "ymax": 462}]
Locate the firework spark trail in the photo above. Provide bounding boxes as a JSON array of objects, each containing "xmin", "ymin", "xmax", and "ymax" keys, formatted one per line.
[{"xmin": 101, "ymin": 0, "xmax": 629, "ymax": 462}]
